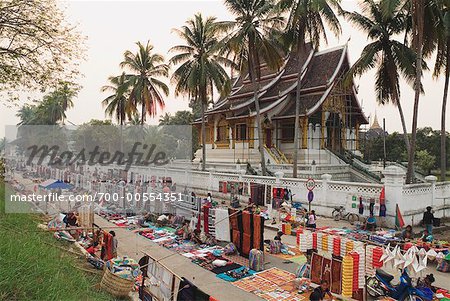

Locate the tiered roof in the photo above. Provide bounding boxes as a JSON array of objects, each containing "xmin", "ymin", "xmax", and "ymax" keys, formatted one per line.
[{"xmin": 200, "ymin": 43, "xmax": 368, "ymax": 124}]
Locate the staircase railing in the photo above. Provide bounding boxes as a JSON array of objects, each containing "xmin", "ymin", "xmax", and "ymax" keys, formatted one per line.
[
  {"xmin": 272, "ymin": 145, "xmax": 289, "ymax": 164},
  {"xmin": 264, "ymin": 145, "xmax": 281, "ymax": 164}
]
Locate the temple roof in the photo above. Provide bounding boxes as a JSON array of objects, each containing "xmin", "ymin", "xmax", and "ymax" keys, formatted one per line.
[{"xmin": 197, "ymin": 43, "xmax": 368, "ymax": 125}]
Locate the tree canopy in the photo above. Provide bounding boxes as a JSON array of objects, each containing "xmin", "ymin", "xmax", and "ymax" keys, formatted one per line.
[{"xmin": 0, "ymin": 0, "xmax": 85, "ymax": 102}]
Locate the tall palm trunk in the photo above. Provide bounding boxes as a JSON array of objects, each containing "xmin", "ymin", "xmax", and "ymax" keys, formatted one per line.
[
  {"xmin": 394, "ymin": 91, "xmax": 411, "ymax": 159},
  {"xmin": 407, "ymin": 0, "xmax": 424, "ymax": 183},
  {"xmin": 293, "ymin": 41, "xmax": 306, "ymax": 178},
  {"xmin": 441, "ymin": 41, "xmax": 450, "ymax": 181},
  {"xmin": 201, "ymin": 97, "xmax": 206, "ymax": 171},
  {"xmin": 120, "ymin": 119, "xmax": 124, "ymax": 153}
]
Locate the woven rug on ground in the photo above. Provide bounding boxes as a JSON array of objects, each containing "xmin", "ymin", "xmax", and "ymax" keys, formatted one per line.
[
  {"xmin": 254, "ymin": 267, "xmax": 296, "ymax": 286},
  {"xmin": 232, "ymin": 275, "xmax": 278, "ymax": 292},
  {"xmin": 223, "ymin": 254, "xmax": 249, "ymax": 267}
]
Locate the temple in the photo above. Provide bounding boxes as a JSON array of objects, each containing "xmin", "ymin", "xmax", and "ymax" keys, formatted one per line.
[{"xmin": 193, "ymin": 43, "xmax": 369, "ymax": 165}]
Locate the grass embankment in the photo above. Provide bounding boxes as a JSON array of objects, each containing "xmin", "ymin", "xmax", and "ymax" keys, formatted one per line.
[{"xmin": 0, "ymin": 182, "xmax": 113, "ymax": 301}]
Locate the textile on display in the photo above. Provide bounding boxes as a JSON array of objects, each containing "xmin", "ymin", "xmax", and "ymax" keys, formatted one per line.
[
  {"xmin": 350, "ymin": 251, "xmax": 360, "ymax": 291},
  {"xmin": 320, "ymin": 257, "xmax": 332, "ymax": 288},
  {"xmin": 102, "ymin": 230, "xmax": 114, "ymax": 261},
  {"xmin": 203, "ymin": 206, "xmax": 209, "ymax": 234},
  {"xmin": 216, "ymin": 266, "xmax": 256, "ymax": 282},
  {"xmin": 249, "ymin": 249, "xmax": 264, "ymax": 272},
  {"xmin": 241, "ymin": 211, "xmax": 253, "ymax": 256},
  {"xmin": 310, "ymin": 253, "xmax": 322, "ymax": 284},
  {"xmin": 214, "ymin": 208, "xmax": 230, "ymax": 242},
  {"xmin": 341, "ymin": 255, "xmax": 353, "ymax": 297},
  {"xmin": 105, "ymin": 257, "xmax": 141, "ymax": 280},
  {"xmin": 253, "ymin": 214, "xmax": 264, "ymax": 250},
  {"xmin": 330, "ymin": 259, "xmax": 342, "ymax": 294},
  {"xmin": 228, "ymin": 209, "xmax": 243, "ymax": 254}
]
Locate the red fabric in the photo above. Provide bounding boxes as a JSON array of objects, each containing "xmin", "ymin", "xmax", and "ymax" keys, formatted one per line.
[
  {"xmin": 333, "ymin": 236, "xmax": 341, "ymax": 256},
  {"xmin": 312, "ymin": 232, "xmax": 318, "ymax": 249},
  {"xmin": 310, "ymin": 253, "xmax": 323, "ymax": 284},
  {"xmin": 350, "ymin": 252, "xmax": 360, "ymax": 291},
  {"xmin": 331, "ymin": 259, "xmax": 342, "ymax": 294},
  {"xmin": 232, "ymin": 230, "xmax": 241, "ymax": 249},
  {"xmin": 372, "ymin": 247, "xmax": 383, "ymax": 268},
  {"xmin": 253, "ymin": 215, "xmax": 263, "ymax": 250},
  {"xmin": 242, "ymin": 233, "xmax": 251, "ymax": 256},
  {"xmin": 379, "ymin": 187, "xmax": 385, "ymax": 205},
  {"xmin": 229, "ymin": 209, "xmax": 239, "ymax": 230},
  {"xmin": 203, "ymin": 205, "xmax": 209, "ymax": 234},
  {"xmin": 102, "ymin": 231, "xmax": 114, "ymax": 261},
  {"xmin": 86, "ymin": 246, "xmax": 96, "ymax": 255},
  {"xmin": 242, "ymin": 211, "xmax": 251, "ymax": 234}
]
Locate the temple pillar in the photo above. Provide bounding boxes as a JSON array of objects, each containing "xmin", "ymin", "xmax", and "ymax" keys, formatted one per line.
[
  {"xmin": 320, "ymin": 111, "xmax": 326, "ymax": 149},
  {"xmin": 355, "ymin": 122, "xmax": 360, "ymax": 149},
  {"xmin": 302, "ymin": 116, "xmax": 308, "ymax": 149}
]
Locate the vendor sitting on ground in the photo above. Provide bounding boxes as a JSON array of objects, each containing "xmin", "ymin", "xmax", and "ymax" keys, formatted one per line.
[
  {"xmin": 180, "ymin": 221, "xmax": 192, "ymax": 240},
  {"xmin": 400, "ymin": 225, "xmax": 414, "ymax": 240},
  {"xmin": 156, "ymin": 214, "xmax": 170, "ymax": 226},
  {"xmin": 191, "ymin": 229, "xmax": 203, "ymax": 244},
  {"xmin": 310, "ymin": 280, "xmax": 333, "ymax": 301},
  {"xmin": 421, "ymin": 229, "xmax": 433, "ymax": 242},
  {"xmin": 365, "ymin": 213, "xmax": 377, "ymax": 231}
]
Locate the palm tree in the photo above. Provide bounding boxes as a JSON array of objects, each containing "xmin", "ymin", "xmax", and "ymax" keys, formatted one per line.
[
  {"xmin": 16, "ymin": 105, "xmax": 38, "ymax": 125},
  {"xmin": 343, "ymin": 0, "xmax": 419, "ymax": 159},
  {"xmin": 121, "ymin": 41, "xmax": 170, "ymax": 125},
  {"xmin": 159, "ymin": 112, "xmax": 172, "ymax": 125},
  {"xmin": 279, "ymin": 0, "xmax": 342, "ymax": 177},
  {"xmin": 54, "ymin": 82, "xmax": 78, "ymax": 125},
  {"xmin": 406, "ymin": 0, "xmax": 440, "ymax": 182},
  {"xmin": 169, "ymin": 13, "xmax": 233, "ymax": 171},
  {"xmin": 101, "ymin": 72, "xmax": 135, "ymax": 151},
  {"xmin": 222, "ymin": 0, "xmax": 285, "ymax": 175},
  {"xmin": 434, "ymin": 0, "xmax": 450, "ymax": 181}
]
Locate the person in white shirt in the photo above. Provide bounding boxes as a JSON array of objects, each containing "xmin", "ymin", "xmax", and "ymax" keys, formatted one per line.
[{"xmin": 307, "ymin": 210, "xmax": 317, "ymax": 229}]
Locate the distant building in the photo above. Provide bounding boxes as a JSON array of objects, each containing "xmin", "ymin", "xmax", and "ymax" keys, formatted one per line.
[{"xmin": 365, "ymin": 113, "xmax": 386, "ymax": 140}]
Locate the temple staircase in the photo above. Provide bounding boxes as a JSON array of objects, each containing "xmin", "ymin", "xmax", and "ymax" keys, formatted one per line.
[{"xmin": 264, "ymin": 145, "xmax": 289, "ymax": 164}]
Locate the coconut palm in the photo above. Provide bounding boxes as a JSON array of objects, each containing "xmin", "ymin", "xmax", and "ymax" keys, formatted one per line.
[
  {"xmin": 434, "ymin": 0, "xmax": 450, "ymax": 181},
  {"xmin": 221, "ymin": 0, "xmax": 285, "ymax": 175},
  {"xmin": 169, "ymin": 13, "xmax": 233, "ymax": 171},
  {"xmin": 101, "ymin": 72, "xmax": 135, "ymax": 151},
  {"xmin": 121, "ymin": 41, "xmax": 169, "ymax": 125},
  {"xmin": 406, "ymin": 0, "xmax": 440, "ymax": 182},
  {"xmin": 343, "ymin": 0, "xmax": 420, "ymax": 160},
  {"xmin": 279, "ymin": 0, "xmax": 342, "ymax": 177},
  {"xmin": 159, "ymin": 112, "xmax": 172, "ymax": 125},
  {"xmin": 16, "ymin": 104, "xmax": 38, "ymax": 126}
]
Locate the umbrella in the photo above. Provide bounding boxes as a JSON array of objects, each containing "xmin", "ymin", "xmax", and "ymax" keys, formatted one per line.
[{"xmin": 43, "ymin": 180, "xmax": 73, "ymax": 190}]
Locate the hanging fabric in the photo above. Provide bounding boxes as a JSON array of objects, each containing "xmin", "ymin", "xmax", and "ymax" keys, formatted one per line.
[
  {"xmin": 203, "ymin": 206, "xmax": 209, "ymax": 234},
  {"xmin": 253, "ymin": 214, "xmax": 264, "ymax": 250},
  {"xmin": 214, "ymin": 208, "xmax": 230, "ymax": 242},
  {"xmin": 358, "ymin": 197, "xmax": 364, "ymax": 215}
]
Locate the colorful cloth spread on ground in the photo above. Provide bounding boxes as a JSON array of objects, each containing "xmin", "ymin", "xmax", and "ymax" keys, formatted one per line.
[{"xmin": 233, "ymin": 268, "xmax": 303, "ymax": 301}]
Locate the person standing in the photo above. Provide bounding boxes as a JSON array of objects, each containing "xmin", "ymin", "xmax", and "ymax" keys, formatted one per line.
[
  {"xmin": 307, "ymin": 210, "xmax": 317, "ymax": 229},
  {"xmin": 422, "ymin": 206, "xmax": 434, "ymax": 234}
]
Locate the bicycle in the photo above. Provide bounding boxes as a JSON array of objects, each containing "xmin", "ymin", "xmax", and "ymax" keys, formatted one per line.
[{"xmin": 332, "ymin": 206, "xmax": 360, "ymax": 225}]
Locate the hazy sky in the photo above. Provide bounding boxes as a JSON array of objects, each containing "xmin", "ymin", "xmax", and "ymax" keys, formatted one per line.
[{"xmin": 1, "ymin": 0, "xmax": 449, "ymax": 137}]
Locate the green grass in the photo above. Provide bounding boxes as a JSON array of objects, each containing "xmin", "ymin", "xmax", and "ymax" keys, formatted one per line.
[{"xmin": 0, "ymin": 182, "xmax": 114, "ymax": 301}]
